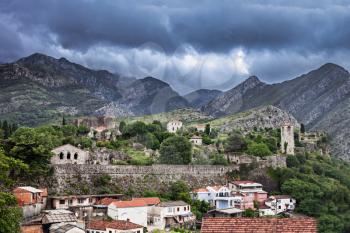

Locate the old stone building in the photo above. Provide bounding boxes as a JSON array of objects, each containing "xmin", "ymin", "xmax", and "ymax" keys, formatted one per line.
[
  {"xmin": 167, "ymin": 120, "xmax": 183, "ymax": 133},
  {"xmin": 190, "ymin": 136, "xmax": 202, "ymax": 146},
  {"xmin": 51, "ymin": 144, "xmax": 89, "ymax": 165},
  {"xmin": 281, "ymin": 122, "xmax": 295, "ymax": 155}
]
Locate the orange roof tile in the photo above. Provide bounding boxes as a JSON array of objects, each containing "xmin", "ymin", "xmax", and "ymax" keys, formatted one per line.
[
  {"xmin": 86, "ymin": 220, "xmax": 142, "ymax": 231},
  {"xmin": 201, "ymin": 217, "xmax": 317, "ymax": 233},
  {"xmin": 110, "ymin": 200, "xmax": 147, "ymax": 208},
  {"xmin": 193, "ymin": 188, "xmax": 209, "ymax": 193},
  {"xmin": 132, "ymin": 197, "xmax": 160, "ymax": 205},
  {"xmin": 97, "ymin": 198, "xmax": 119, "ymax": 205}
]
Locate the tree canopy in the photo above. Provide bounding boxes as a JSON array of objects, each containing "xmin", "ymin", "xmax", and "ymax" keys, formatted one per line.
[{"xmin": 159, "ymin": 136, "xmax": 192, "ymax": 164}]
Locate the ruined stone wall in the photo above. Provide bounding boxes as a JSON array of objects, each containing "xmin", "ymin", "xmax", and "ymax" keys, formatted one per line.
[
  {"xmin": 51, "ymin": 156, "xmax": 286, "ymax": 195},
  {"xmin": 51, "ymin": 164, "xmax": 238, "ymax": 194}
]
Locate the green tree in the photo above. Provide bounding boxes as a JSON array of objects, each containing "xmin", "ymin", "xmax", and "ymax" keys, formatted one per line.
[
  {"xmin": 247, "ymin": 142, "xmax": 272, "ymax": 157},
  {"xmin": 224, "ymin": 133, "xmax": 247, "ymax": 152},
  {"xmin": 169, "ymin": 181, "xmax": 190, "ymax": 201},
  {"xmin": 0, "ymin": 192, "xmax": 22, "ymax": 233},
  {"xmin": 300, "ymin": 123, "xmax": 305, "ymax": 134},
  {"xmin": 286, "ymin": 155, "xmax": 300, "ymax": 168},
  {"xmin": 159, "ymin": 136, "xmax": 192, "ymax": 164},
  {"xmin": 9, "ymin": 126, "xmax": 63, "ymax": 178},
  {"xmin": 204, "ymin": 124, "xmax": 211, "ymax": 135},
  {"xmin": 119, "ymin": 121, "xmax": 126, "ymax": 134}
]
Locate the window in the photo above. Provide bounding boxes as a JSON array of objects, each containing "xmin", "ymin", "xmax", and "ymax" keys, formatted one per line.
[
  {"xmin": 59, "ymin": 152, "xmax": 64, "ymax": 160},
  {"xmin": 109, "ymin": 231, "xmax": 112, "ymax": 233},
  {"xmin": 74, "ymin": 153, "xmax": 78, "ymax": 160},
  {"xmin": 68, "ymin": 199, "xmax": 73, "ymax": 205},
  {"xmin": 184, "ymin": 207, "xmax": 186, "ymax": 211},
  {"xmin": 59, "ymin": 200, "xmax": 65, "ymax": 205},
  {"xmin": 177, "ymin": 207, "xmax": 180, "ymax": 212},
  {"xmin": 67, "ymin": 152, "xmax": 71, "ymax": 159},
  {"xmin": 86, "ymin": 231, "xmax": 89, "ymax": 233},
  {"xmin": 78, "ymin": 198, "xmax": 85, "ymax": 203},
  {"xmin": 168, "ymin": 208, "xmax": 172, "ymax": 213},
  {"xmin": 278, "ymin": 206, "xmax": 281, "ymax": 209}
]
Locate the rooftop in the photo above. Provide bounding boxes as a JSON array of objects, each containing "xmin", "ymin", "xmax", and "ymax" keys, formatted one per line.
[
  {"xmin": 86, "ymin": 220, "xmax": 143, "ymax": 231},
  {"xmin": 13, "ymin": 186, "xmax": 43, "ymax": 194},
  {"xmin": 110, "ymin": 200, "xmax": 147, "ymax": 208},
  {"xmin": 208, "ymin": 208, "xmax": 243, "ymax": 215},
  {"xmin": 201, "ymin": 217, "xmax": 317, "ymax": 233},
  {"xmin": 232, "ymin": 180, "xmax": 262, "ymax": 186},
  {"xmin": 41, "ymin": 210, "xmax": 76, "ymax": 224},
  {"xmin": 132, "ymin": 197, "xmax": 161, "ymax": 206},
  {"xmin": 49, "ymin": 223, "xmax": 84, "ymax": 233},
  {"xmin": 192, "ymin": 188, "xmax": 209, "ymax": 193},
  {"xmin": 158, "ymin": 201, "xmax": 189, "ymax": 207},
  {"xmin": 51, "ymin": 193, "xmax": 123, "ymax": 199}
]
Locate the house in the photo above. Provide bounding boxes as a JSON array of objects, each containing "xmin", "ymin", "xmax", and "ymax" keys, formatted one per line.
[
  {"xmin": 92, "ymin": 197, "xmax": 120, "ymax": 219},
  {"xmin": 191, "ymin": 186, "xmax": 243, "ymax": 210},
  {"xmin": 167, "ymin": 120, "xmax": 182, "ymax": 133},
  {"xmin": 51, "ymin": 144, "xmax": 89, "ymax": 165},
  {"xmin": 201, "ymin": 217, "xmax": 317, "ymax": 233},
  {"xmin": 12, "ymin": 186, "xmax": 47, "ymax": 218},
  {"xmin": 263, "ymin": 195, "xmax": 296, "ymax": 215},
  {"xmin": 206, "ymin": 208, "xmax": 243, "ymax": 218},
  {"xmin": 51, "ymin": 194, "xmax": 123, "ymax": 220},
  {"xmin": 229, "ymin": 181, "xmax": 268, "ymax": 209},
  {"xmin": 86, "ymin": 220, "xmax": 143, "ymax": 233},
  {"xmin": 259, "ymin": 203, "xmax": 276, "ymax": 216},
  {"xmin": 190, "ymin": 136, "xmax": 202, "ymax": 145},
  {"xmin": 195, "ymin": 124, "xmax": 206, "ymax": 132},
  {"xmin": 107, "ymin": 200, "xmax": 148, "ymax": 227},
  {"xmin": 41, "ymin": 209, "xmax": 80, "ymax": 232},
  {"xmin": 148, "ymin": 201, "xmax": 195, "ymax": 230}
]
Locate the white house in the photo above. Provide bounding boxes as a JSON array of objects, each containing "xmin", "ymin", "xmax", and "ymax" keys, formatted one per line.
[
  {"xmin": 148, "ymin": 201, "xmax": 195, "ymax": 230},
  {"xmin": 191, "ymin": 186, "xmax": 242, "ymax": 210},
  {"xmin": 51, "ymin": 144, "xmax": 89, "ymax": 165},
  {"xmin": 108, "ymin": 200, "xmax": 148, "ymax": 227},
  {"xmin": 167, "ymin": 120, "xmax": 183, "ymax": 133},
  {"xmin": 86, "ymin": 220, "xmax": 143, "ymax": 233},
  {"xmin": 189, "ymin": 136, "xmax": 202, "ymax": 145},
  {"xmin": 264, "ymin": 195, "xmax": 296, "ymax": 214}
]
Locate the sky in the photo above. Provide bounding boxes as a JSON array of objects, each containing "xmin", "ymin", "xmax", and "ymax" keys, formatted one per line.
[{"xmin": 1, "ymin": 0, "xmax": 350, "ymax": 94}]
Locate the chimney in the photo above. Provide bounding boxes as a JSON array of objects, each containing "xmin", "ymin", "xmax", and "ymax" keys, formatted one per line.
[{"xmin": 126, "ymin": 218, "xmax": 130, "ymax": 222}]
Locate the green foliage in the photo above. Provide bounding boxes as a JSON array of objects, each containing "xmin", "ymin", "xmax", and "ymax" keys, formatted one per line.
[
  {"xmin": 210, "ymin": 153, "xmax": 228, "ymax": 165},
  {"xmin": 204, "ymin": 124, "xmax": 211, "ymax": 135},
  {"xmin": 202, "ymin": 135, "xmax": 213, "ymax": 145},
  {"xmin": 137, "ymin": 133, "xmax": 160, "ymax": 150},
  {"xmin": 0, "ymin": 120, "xmax": 18, "ymax": 139},
  {"xmin": 246, "ymin": 142, "xmax": 272, "ymax": 157},
  {"xmin": 159, "ymin": 136, "xmax": 192, "ymax": 164},
  {"xmin": 224, "ymin": 133, "xmax": 247, "ymax": 152},
  {"xmin": 169, "ymin": 181, "xmax": 190, "ymax": 202},
  {"xmin": 9, "ymin": 126, "xmax": 63, "ymax": 178},
  {"xmin": 270, "ymin": 153, "xmax": 350, "ymax": 233},
  {"xmin": 0, "ymin": 192, "xmax": 22, "ymax": 233},
  {"xmin": 286, "ymin": 155, "xmax": 300, "ymax": 168},
  {"xmin": 243, "ymin": 208, "xmax": 257, "ymax": 217}
]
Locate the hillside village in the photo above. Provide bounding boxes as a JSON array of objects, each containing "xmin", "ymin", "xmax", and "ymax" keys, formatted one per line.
[{"xmin": 0, "ymin": 107, "xmax": 333, "ymax": 233}]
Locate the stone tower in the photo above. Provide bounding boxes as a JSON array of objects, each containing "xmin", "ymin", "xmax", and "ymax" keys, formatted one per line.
[{"xmin": 281, "ymin": 122, "xmax": 295, "ymax": 155}]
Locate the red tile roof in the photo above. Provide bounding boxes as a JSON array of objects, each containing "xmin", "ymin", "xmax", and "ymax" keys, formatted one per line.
[
  {"xmin": 132, "ymin": 197, "xmax": 160, "ymax": 205},
  {"xmin": 97, "ymin": 198, "xmax": 118, "ymax": 205},
  {"xmin": 86, "ymin": 220, "xmax": 142, "ymax": 230},
  {"xmin": 201, "ymin": 217, "xmax": 317, "ymax": 233},
  {"xmin": 193, "ymin": 188, "xmax": 209, "ymax": 193},
  {"xmin": 110, "ymin": 200, "xmax": 147, "ymax": 208}
]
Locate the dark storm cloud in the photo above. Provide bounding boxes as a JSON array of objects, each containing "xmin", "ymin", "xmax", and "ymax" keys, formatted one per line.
[{"xmin": 1, "ymin": 0, "xmax": 350, "ymax": 92}]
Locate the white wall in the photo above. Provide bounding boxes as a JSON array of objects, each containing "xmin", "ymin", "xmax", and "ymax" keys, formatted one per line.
[{"xmin": 108, "ymin": 205, "xmax": 148, "ymax": 227}]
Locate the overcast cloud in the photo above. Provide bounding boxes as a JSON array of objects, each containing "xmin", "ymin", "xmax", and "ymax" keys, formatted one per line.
[{"xmin": 1, "ymin": 0, "xmax": 350, "ymax": 94}]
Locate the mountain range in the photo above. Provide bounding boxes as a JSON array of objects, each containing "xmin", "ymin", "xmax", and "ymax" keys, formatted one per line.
[
  {"xmin": 1, "ymin": 53, "xmax": 350, "ymax": 160},
  {"xmin": 203, "ymin": 63, "xmax": 350, "ymax": 160}
]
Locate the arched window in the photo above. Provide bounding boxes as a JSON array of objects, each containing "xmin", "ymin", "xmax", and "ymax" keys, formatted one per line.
[
  {"xmin": 74, "ymin": 153, "xmax": 78, "ymax": 160},
  {"xmin": 67, "ymin": 152, "xmax": 71, "ymax": 160},
  {"xmin": 59, "ymin": 152, "xmax": 64, "ymax": 160}
]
